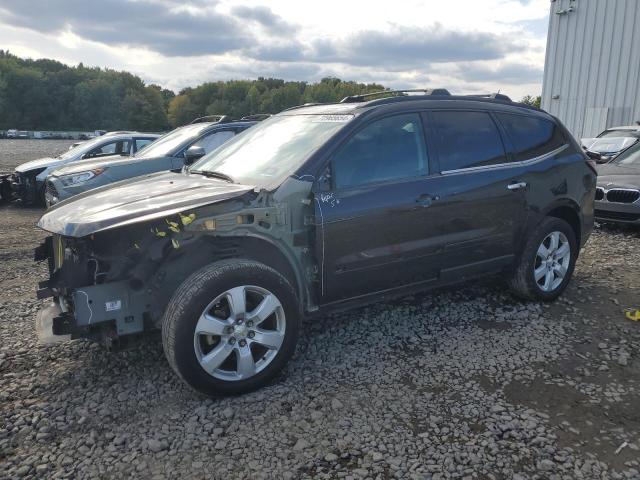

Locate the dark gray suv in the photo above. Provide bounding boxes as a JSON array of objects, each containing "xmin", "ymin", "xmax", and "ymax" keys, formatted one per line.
[{"xmin": 35, "ymin": 90, "xmax": 596, "ymax": 397}]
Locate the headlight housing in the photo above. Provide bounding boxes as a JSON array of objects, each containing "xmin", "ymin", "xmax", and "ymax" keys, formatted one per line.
[{"xmin": 59, "ymin": 168, "xmax": 105, "ymax": 187}]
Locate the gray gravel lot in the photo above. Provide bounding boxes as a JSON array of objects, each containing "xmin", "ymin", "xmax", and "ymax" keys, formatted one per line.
[
  {"xmin": 0, "ymin": 139, "xmax": 76, "ymax": 170},
  {"xmin": 1, "ymin": 142, "xmax": 639, "ymax": 479}
]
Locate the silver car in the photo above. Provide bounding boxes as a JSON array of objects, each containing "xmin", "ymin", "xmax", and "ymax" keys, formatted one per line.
[
  {"xmin": 595, "ymin": 141, "xmax": 640, "ymax": 224},
  {"xmin": 44, "ymin": 118, "xmax": 260, "ymax": 206},
  {"xmin": 11, "ymin": 131, "xmax": 158, "ymax": 205},
  {"xmin": 581, "ymin": 125, "xmax": 640, "ymax": 163}
]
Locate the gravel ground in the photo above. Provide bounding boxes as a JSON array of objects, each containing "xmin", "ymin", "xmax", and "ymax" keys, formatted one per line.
[
  {"xmin": 0, "ymin": 139, "xmax": 76, "ymax": 170},
  {"xmin": 1, "ymin": 143, "xmax": 639, "ymax": 479}
]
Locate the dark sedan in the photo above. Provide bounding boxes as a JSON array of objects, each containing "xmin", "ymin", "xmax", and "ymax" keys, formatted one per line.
[{"xmin": 595, "ymin": 142, "xmax": 640, "ymax": 224}]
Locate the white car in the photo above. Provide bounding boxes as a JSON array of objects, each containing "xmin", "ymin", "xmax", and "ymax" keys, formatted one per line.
[
  {"xmin": 581, "ymin": 125, "xmax": 640, "ymax": 163},
  {"xmin": 10, "ymin": 131, "xmax": 159, "ymax": 205}
]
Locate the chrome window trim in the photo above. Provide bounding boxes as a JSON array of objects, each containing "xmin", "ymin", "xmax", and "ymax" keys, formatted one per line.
[{"xmin": 440, "ymin": 144, "xmax": 569, "ymax": 175}]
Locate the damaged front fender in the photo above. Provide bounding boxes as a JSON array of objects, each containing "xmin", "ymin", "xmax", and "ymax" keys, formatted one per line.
[{"xmin": 37, "ymin": 171, "xmax": 254, "ymax": 237}]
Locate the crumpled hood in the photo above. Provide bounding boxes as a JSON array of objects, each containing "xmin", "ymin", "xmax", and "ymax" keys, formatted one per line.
[
  {"xmin": 15, "ymin": 157, "xmax": 62, "ymax": 173},
  {"xmin": 38, "ymin": 171, "xmax": 255, "ymax": 237},
  {"xmin": 51, "ymin": 154, "xmax": 139, "ymax": 176},
  {"xmin": 596, "ymin": 163, "xmax": 640, "ymax": 189}
]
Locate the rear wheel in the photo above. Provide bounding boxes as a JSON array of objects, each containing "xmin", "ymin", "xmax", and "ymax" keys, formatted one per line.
[
  {"xmin": 162, "ymin": 259, "xmax": 299, "ymax": 397},
  {"xmin": 508, "ymin": 217, "xmax": 577, "ymax": 301}
]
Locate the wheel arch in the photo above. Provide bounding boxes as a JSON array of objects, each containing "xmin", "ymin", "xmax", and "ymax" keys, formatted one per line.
[
  {"xmin": 516, "ymin": 199, "xmax": 582, "ymax": 262},
  {"xmin": 543, "ymin": 200, "xmax": 581, "ymax": 247},
  {"xmin": 152, "ymin": 234, "xmax": 309, "ymax": 320}
]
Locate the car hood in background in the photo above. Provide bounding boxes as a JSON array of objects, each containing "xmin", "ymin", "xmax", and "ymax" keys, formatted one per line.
[
  {"xmin": 15, "ymin": 157, "xmax": 63, "ymax": 173},
  {"xmin": 596, "ymin": 163, "xmax": 640, "ymax": 189},
  {"xmin": 582, "ymin": 137, "xmax": 638, "ymax": 155},
  {"xmin": 51, "ymin": 154, "xmax": 140, "ymax": 176},
  {"xmin": 38, "ymin": 171, "xmax": 255, "ymax": 237}
]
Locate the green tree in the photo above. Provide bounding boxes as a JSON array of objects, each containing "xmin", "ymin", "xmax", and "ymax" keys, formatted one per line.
[
  {"xmin": 520, "ymin": 95, "xmax": 541, "ymax": 108},
  {"xmin": 168, "ymin": 95, "xmax": 199, "ymax": 127}
]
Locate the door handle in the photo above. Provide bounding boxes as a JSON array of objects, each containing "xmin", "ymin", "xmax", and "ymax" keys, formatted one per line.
[
  {"xmin": 507, "ymin": 181, "xmax": 527, "ymax": 191},
  {"xmin": 415, "ymin": 194, "xmax": 439, "ymax": 207}
]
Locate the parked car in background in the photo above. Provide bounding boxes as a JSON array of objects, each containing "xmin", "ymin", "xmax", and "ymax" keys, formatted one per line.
[
  {"xmin": 595, "ymin": 141, "xmax": 640, "ymax": 224},
  {"xmin": 582, "ymin": 125, "xmax": 640, "ymax": 163},
  {"xmin": 44, "ymin": 116, "xmax": 264, "ymax": 206},
  {"xmin": 8, "ymin": 131, "xmax": 159, "ymax": 205},
  {"xmin": 35, "ymin": 91, "xmax": 595, "ymax": 397}
]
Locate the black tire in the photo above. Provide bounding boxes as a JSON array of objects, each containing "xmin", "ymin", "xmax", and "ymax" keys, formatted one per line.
[
  {"xmin": 508, "ymin": 217, "xmax": 578, "ymax": 301},
  {"xmin": 162, "ymin": 259, "xmax": 300, "ymax": 397},
  {"xmin": 39, "ymin": 185, "xmax": 47, "ymax": 207}
]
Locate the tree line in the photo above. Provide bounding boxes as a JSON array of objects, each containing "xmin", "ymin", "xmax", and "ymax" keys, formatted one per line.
[{"xmin": 0, "ymin": 51, "xmax": 540, "ymax": 132}]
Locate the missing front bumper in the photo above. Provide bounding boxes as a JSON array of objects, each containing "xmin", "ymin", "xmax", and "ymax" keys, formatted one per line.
[{"xmin": 35, "ymin": 301, "xmax": 71, "ymax": 344}]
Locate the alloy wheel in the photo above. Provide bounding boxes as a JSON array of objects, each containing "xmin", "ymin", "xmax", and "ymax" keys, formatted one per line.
[
  {"xmin": 193, "ymin": 285, "xmax": 286, "ymax": 381},
  {"xmin": 534, "ymin": 231, "xmax": 571, "ymax": 292}
]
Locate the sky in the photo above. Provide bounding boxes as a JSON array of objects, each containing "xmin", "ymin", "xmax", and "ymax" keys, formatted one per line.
[{"xmin": 0, "ymin": 0, "xmax": 551, "ymax": 99}]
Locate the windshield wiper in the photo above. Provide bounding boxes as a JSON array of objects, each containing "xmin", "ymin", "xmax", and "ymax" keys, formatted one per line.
[{"xmin": 189, "ymin": 170, "xmax": 235, "ymax": 183}]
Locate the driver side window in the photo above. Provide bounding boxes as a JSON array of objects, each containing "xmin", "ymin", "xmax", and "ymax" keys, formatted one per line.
[
  {"xmin": 87, "ymin": 140, "xmax": 131, "ymax": 158},
  {"xmin": 192, "ymin": 131, "xmax": 236, "ymax": 154},
  {"xmin": 331, "ymin": 113, "xmax": 428, "ymax": 189}
]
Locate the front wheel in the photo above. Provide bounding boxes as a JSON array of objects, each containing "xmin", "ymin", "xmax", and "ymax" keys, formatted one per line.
[
  {"xmin": 162, "ymin": 259, "xmax": 300, "ymax": 397},
  {"xmin": 508, "ymin": 217, "xmax": 577, "ymax": 301}
]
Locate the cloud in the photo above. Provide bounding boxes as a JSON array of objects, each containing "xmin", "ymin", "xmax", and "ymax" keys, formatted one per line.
[
  {"xmin": 0, "ymin": 0, "xmax": 250, "ymax": 56},
  {"xmin": 456, "ymin": 61, "xmax": 543, "ymax": 84},
  {"xmin": 309, "ymin": 24, "xmax": 527, "ymax": 70},
  {"xmin": 0, "ymin": 0, "xmax": 547, "ymax": 99},
  {"xmin": 230, "ymin": 5, "xmax": 298, "ymax": 35}
]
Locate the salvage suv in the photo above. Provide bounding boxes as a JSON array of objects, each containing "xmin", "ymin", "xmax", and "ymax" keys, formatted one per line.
[{"xmin": 35, "ymin": 90, "xmax": 596, "ymax": 397}]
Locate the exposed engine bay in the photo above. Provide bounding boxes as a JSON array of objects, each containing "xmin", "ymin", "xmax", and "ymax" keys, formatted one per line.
[{"xmin": 35, "ymin": 181, "xmax": 317, "ymax": 348}]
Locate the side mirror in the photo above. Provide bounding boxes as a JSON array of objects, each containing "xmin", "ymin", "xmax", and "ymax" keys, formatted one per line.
[
  {"xmin": 585, "ymin": 150, "xmax": 602, "ymax": 162},
  {"xmin": 184, "ymin": 146, "xmax": 206, "ymax": 165}
]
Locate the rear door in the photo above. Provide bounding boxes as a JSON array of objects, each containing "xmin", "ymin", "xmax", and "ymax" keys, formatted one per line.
[{"xmin": 426, "ymin": 109, "xmax": 527, "ymax": 280}]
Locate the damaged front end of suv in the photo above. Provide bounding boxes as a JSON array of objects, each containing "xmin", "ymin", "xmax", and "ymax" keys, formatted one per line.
[{"xmin": 34, "ymin": 172, "xmax": 318, "ymax": 349}]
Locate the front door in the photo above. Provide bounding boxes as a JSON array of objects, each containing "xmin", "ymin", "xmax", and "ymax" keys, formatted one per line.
[{"xmin": 314, "ymin": 112, "xmax": 444, "ymax": 304}]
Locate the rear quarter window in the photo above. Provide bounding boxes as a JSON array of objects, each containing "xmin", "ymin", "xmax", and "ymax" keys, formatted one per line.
[
  {"xmin": 431, "ymin": 110, "xmax": 507, "ymax": 171},
  {"xmin": 496, "ymin": 113, "xmax": 566, "ymax": 162}
]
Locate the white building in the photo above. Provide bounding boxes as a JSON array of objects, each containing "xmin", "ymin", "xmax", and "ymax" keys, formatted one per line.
[{"xmin": 541, "ymin": 0, "xmax": 640, "ymax": 139}]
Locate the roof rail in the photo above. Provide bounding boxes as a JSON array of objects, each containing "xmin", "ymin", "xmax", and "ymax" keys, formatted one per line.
[
  {"xmin": 282, "ymin": 103, "xmax": 323, "ymax": 112},
  {"xmin": 464, "ymin": 93, "xmax": 513, "ymax": 102},
  {"xmin": 240, "ymin": 114, "xmax": 272, "ymax": 121},
  {"xmin": 340, "ymin": 89, "xmax": 451, "ymax": 103},
  {"xmin": 189, "ymin": 115, "xmax": 229, "ymax": 125}
]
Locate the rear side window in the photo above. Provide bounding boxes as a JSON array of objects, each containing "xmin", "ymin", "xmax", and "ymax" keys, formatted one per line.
[
  {"xmin": 88, "ymin": 140, "xmax": 131, "ymax": 157},
  {"xmin": 496, "ymin": 113, "xmax": 565, "ymax": 161},
  {"xmin": 431, "ymin": 111, "xmax": 506, "ymax": 171},
  {"xmin": 135, "ymin": 138, "xmax": 154, "ymax": 151},
  {"xmin": 332, "ymin": 113, "xmax": 428, "ymax": 189}
]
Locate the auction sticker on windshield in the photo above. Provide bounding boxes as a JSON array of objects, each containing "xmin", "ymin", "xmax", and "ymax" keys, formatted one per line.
[{"xmin": 311, "ymin": 115, "xmax": 353, "ymax": 122}]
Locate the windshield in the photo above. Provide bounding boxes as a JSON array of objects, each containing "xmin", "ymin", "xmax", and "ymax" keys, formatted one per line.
[
  {"xmin": 135, "ymin": 124, "xmax": 209, "ymax": 159},
  {"xmin": 613, "ymin": 142, "xmax": 640, "ymax": 167},
  {"xmin": 57, "ymin": 136, "xmax": 112, "ymax": 160},
  {"xmin": 190, "ymin": 114, "xmax": 353, "ymax": 187},
  {"xmin": 598, "ymin": 129, "xmax": 639, "ymax": 138},
  {"xmin": 586, "ymin": 136, "xmax": 638, "ymax": 154}
]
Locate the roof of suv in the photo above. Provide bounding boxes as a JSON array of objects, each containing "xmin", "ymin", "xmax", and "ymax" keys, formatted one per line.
[{"xmin": 279, "ymin": 90, "xmax": 544, "ymax": 117}]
